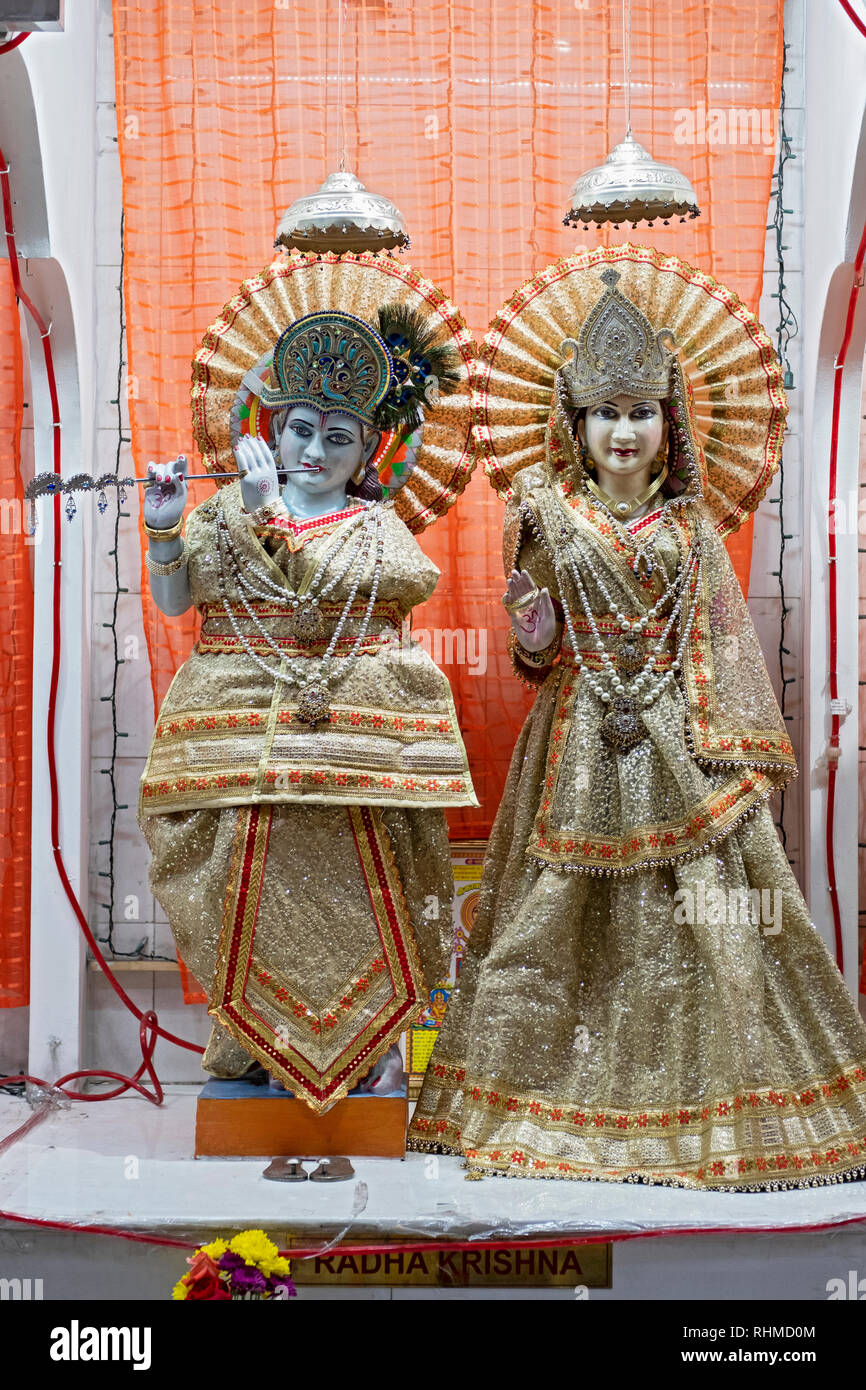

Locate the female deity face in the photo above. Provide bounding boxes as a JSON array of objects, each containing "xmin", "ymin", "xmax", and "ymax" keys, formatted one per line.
[
  {"xmin": 577, "ymin": 393, "xmax": 667, "ymax": 493},
  {"xmin": 277, "ymin": 405, "xmax": 372, "ymax": 495}
]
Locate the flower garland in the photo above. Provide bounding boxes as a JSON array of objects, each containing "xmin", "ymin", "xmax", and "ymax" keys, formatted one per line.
[{"xmin": 172, "ymin": 1229, "xmax": 297, "ymax": 1301}]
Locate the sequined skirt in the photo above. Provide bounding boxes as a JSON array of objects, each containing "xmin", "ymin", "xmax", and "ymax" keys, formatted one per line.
[
  {"xmin": 408, "ymin": 689, "xmax": 866, "ymax": 1190},
  {"xmin": 140, "ymin": 801, "xmax": 453, "ymax": 1111}
]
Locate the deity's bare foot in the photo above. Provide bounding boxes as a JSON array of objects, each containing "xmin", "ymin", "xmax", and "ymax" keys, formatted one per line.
[
  {"xmin": 351, "ymin": 1043, "xmax": 405, "ymax": 1094},
  {"xmin": 262, "ymin": 1157, "xmax": 308, "ymax": 1183},
  {"xmin": 309, "ymin": 1157, "xmax": 355, "ymax": 1183}
]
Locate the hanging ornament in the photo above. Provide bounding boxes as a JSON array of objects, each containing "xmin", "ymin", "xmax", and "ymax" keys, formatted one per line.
[
  {"xmin": 274, "ymin": 170, "xmax": 409, "ymax": 255},
  {"xmin": 563, "ymin": 0, "xmax": 700, "ymax": 231},
  {"xmin": 64, "ymin": 493, "xmax": 76, "ymax": 521},
  {"xmin": 97, "ymin": 489, "xmax": 108, "ymax": 515}
]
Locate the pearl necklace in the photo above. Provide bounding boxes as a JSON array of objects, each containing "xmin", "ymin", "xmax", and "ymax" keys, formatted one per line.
[
  {"xmin": 526, "ymin": 491, "xmax": 702, "ymax": 751},
  {"xmin": 214, "ymin": 503, "xmax": 385, "ymax": 726}
]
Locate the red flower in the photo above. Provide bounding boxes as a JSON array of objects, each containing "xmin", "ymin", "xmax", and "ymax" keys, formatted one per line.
[
  {"xmin": 711, "ymin": 1161, "xmax": 725, "ymax": 1176},
  {"xmin": 182, "ymin": 1252, "xmax": 230, "ymax": 1301},
  {"xmin": 506, "ymin": 1098, "xmax": 520, "ymax": 1113}
]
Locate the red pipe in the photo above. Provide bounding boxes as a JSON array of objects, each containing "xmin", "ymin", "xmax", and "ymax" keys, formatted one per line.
[
  {"xmin": 825, "ymin": 216, "xmax": 866, "ymax": 972},
  {"xmin": 0, "ymin": 32, "xmax": 28, "ymax": 56},
  {"xmin": 0, "ymin": 142, "xmax": 202, "ymax": 1115},
  {"xmin": 838, "ymin": 0, "xmax": 866, "ymax": 39},
  {"xmin": 0, "ymin": 1203, "xmax": 863, "ymax": 1264}
]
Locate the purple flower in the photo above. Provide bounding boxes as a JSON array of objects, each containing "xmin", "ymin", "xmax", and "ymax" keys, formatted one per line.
[
  {"xmin": 269, "ymin": 1278, "xmax": 297, "ymax": 1299},
  {"xmin": 218, "ymin": 1251, "xmax": 246, "ymax": 1272},
  {"xmin": 230, "ymin": 1265, "xmax": 267, "ymax": 1295}
]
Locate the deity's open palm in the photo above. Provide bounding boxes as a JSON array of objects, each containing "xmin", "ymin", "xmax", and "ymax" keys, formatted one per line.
[
  {"xmin": 143, "ymin": 456, "xmax": 188, "ymax": 531},
  {"xmin": 235, "ymin": 435, "xmax": 281, "ymax": 514},
  {"xmin": 503, "ymin": 567, "xmax": 557, "ymax": 651}
]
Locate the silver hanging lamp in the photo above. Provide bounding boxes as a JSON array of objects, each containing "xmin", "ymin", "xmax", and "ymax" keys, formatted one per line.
[
  {"xmin": 275, "ymin": 168, "xmax": 409, "ymax": 254},
  {"xmin": 564, "ymin": 0, "xmax": 700, "ymax": 230}
]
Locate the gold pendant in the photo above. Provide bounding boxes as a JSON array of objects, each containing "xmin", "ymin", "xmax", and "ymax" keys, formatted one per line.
[
  {"xmin": 600, "ymin": 697, "xmax": 647, "ymax": 752},
  {"xmin": 295, "ymin": 685, "xmax": 331, "ymax": 728},
  {"xmin": 287, "ymin": 601, "xmax": 325, "ymax": 643},
  {"xmin": 614, "ymin": 634, "xmax": 645, "ymax": 675}
]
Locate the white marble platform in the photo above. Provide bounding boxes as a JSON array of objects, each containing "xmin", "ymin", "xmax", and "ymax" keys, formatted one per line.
[{"xmin": 2, "ymin": 1089, "xmax": 866, "ymax": 1239}]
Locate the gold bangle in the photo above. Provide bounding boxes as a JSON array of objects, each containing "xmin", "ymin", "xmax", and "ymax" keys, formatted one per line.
[
  {"xmin": 143, "ymin": 515, "xmax": 185, "ymax": 542},
  {"xmin": 144, "ymin": 541, "xmax": 189, "ymax": 577},
  {"xmin": 506, "ymin": 628, "xmax": 559, "ymax": 683},
  {"xmin": 503, "ymin": 587, "xmax": 541, "ymax": 615}
]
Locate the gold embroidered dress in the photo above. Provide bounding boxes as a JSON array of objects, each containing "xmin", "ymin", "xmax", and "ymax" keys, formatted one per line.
[
  {"xmin": 409, "ymin": 245, "xmax": 866, "ymax": 1189},
  {"xmin": 138, "ymin": 251, "xmax": 478, "ymax": 1111}
]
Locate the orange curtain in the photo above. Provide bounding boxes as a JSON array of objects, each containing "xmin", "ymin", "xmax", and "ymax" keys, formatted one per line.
[
  {"xmin": 113, "ymin": 0, "xmax": 784, "ymax": 841},
  {"xmin": 0, "ymin": 256, "xmax": 32, "ymax": 1007}
]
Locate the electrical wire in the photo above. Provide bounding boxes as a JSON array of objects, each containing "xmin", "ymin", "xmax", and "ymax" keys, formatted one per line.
[
  {"xmin": 767, "ymin": 41, "xmax": 799, "ymax": 855},
  {"xmin": 0, "ymin": 143, "xmax": 203, "ymax": 1110}
]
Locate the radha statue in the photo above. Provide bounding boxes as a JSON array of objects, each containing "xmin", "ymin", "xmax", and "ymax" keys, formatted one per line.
[
  {"xmin": 409, "ymin": 244, "xmax": 866, "ymax": 1189},
  {"xmin": 136, "ymin": 250, "xmax": 477, "ymax": 1111}
]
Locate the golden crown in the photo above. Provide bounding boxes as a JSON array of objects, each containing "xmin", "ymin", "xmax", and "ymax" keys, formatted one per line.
[{"xmin": 558, "ymin": 268, "xmax": 676, "ymax": 408}]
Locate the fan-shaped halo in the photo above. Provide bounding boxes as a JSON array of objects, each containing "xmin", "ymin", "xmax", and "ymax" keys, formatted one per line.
[
  {"xmin": 192, "ymin": 250, "xmax": 477, "ymax": 534},
  {"xmin": 473, "ymin": 243, "xmax": 787, "ymax": 536}
]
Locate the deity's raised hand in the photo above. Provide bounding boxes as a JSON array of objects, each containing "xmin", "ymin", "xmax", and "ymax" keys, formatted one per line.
[
  {"xmin": 143, "ymin": 456, "xmax": 188, "ymax": 531},
  {"xmin": 235, "ymin": 435, "xmax": 281, "ymax": 514},
  {"xmin": 503, "ymin": 567, "xmax": 558, "ymax": 652}
]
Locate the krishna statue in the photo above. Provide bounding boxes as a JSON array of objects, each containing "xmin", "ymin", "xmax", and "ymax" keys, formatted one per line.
[{"xmin": 135, "ymin": 248, "xmax": 477, "ymax": 1113}]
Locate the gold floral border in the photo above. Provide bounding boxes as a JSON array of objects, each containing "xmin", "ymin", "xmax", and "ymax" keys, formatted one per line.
[
  {"xmin": 682, "ymin": 530, "xmax": 797, "ymax": 771},
  {"xmin": 409, "ymin": 1059, "xmax": 866, "ymax": 1190},
  {"xmin": 210, "ymin": 804, "xmax": 427, "ymax": 1111},
  {"xmin": 524, "ymin": 664, "xmax": 778, "ymax": 874}
]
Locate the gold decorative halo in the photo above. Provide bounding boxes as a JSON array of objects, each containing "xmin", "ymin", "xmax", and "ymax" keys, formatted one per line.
[
  {"xmin": 473, "ymin": 243, "xmax": 787, "ymax": 537},
  {"xmin": 191, "ymin": 249, "xmax": 477, "ymax": 534}
]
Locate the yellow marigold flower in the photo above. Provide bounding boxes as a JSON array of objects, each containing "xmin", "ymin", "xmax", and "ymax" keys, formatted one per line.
[
  {"xmin": 270, "ymin": 1256, "xmax": 292, "ymax": 1278},
  {"xmin": 228, "ymin": 1229, "xmax": 278, "ymax": 1270},
  {"xmin": 172, "ymin": 1277, "xmax": 189, "ymax": 1300}
]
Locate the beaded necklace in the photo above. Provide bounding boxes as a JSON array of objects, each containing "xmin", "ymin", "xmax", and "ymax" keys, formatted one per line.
[
  {"xmin": 215, "ymin": 501, "xmax": 385, "ymax": 727},
  {"xmin": 527, "ymin": 487, "xmax": 702, "ymax": 752}
]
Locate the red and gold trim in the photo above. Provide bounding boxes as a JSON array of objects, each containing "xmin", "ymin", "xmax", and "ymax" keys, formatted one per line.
[
  {"xmin": 196, "ymin": 598, "xmax": 404, "ymax": 657},
  {"xmin": 682, "ymin": 540, "xmax": 797, "ymax": 772},
  {"xmin": 253, "ymin": 503, "xmax": 366, "ymax": 552},
  {"xmin": 523, "ymin": 664, "xmax": 780, "ymax": 874},
  {"xmin": 210, "ymin": 803, "xmax": 427, "ymax": 1111},
  {"xmin": 409, "ymin": 1061, "xmax": 866, "ymax": 1191}
]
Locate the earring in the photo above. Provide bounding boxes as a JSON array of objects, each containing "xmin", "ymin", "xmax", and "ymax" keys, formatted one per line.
[
  {"xmin": 352, "ymin": 460, "xmax": 366, "ymax": 486},
  {"xmin": 575, "ymin": 434, "xmax": 588, "ymax": 471},
  {"xmin": 651, "ymin": 442, "xmax": 668, "ymax": 477}
]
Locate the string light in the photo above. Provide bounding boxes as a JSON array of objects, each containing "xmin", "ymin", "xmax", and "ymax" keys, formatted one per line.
[
  {"xmin": 98, "ymin": 211, "xmax": 172, "ymax": 962},
  {"xmin": 767, "ymin": 40, "xmax": 799, "ymax": 855}
]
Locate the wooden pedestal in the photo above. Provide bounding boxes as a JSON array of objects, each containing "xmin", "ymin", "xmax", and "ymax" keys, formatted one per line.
[{"xmin": 194, "ymin": 1077, "xmax": 409, "ymax": 1158}]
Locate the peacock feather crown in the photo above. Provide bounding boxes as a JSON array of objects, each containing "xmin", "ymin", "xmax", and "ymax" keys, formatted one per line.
[
  {"xmin": 559, "ymin": 267, "xmax": 677, "ymax": 408},
  {"xmin": 253, "ymin": 305, "xmax": 459, "ymax": 433}
]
